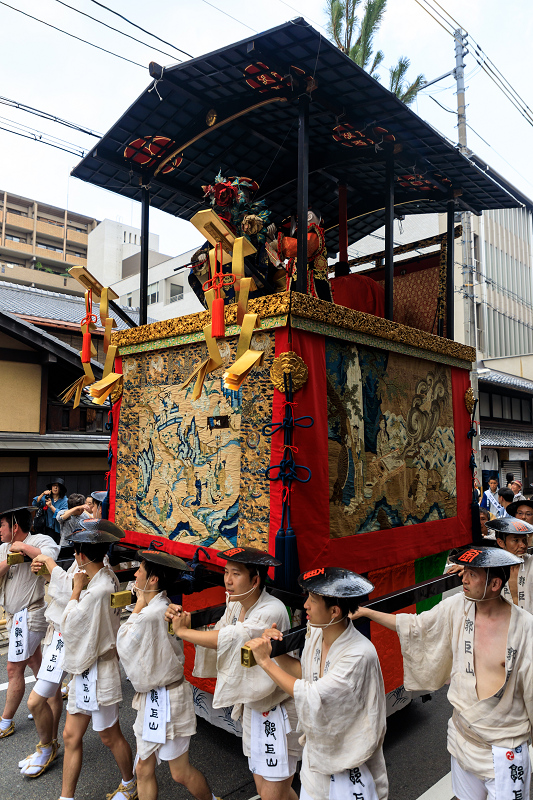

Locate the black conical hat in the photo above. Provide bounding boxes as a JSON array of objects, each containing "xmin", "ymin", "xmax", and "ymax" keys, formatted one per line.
[
  {"xmin": 449, "ymin": 544, "xmax": 523, "ymax": 568},
  {"xmin": 219, "ymin": 546, "xmax": 281, "ymax": 567},
  {"xmin": 298, "ymin": 567, "xmax": 374, "ymax": 598},
  {"xmin": 486, "ymin": 517, "xmax": 533, "ymax": 536}
]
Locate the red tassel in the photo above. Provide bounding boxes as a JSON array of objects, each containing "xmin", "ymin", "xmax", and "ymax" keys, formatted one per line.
[
  {"xmin": 81, "ymin": 329, "xmax": 92, "ymax": 362},
  {"xmin": 211, "ymin": 297, "xmax": 225, "ymax": 338}
]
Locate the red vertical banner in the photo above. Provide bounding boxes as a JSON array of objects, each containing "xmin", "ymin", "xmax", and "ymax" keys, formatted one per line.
[
  {"xmin": 269, "ymin": 328, "xmax": 330, "ymax": 570},
  {"xmin": 107, "ymin": 355, "xmax": 122, "ymax": 524}
]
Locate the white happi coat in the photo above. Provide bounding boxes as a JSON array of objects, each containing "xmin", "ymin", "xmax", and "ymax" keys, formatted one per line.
[
  {"xmin": 62, "ymin": 566, "xmax": 122, "ymax": 709},
  {"xmin": 0, "ymin": 534, "xmax": 59, "ymax": 632},
  {"xmin": 397, "ymin": 592, "xmax": 533, "ymax": 780},
  {"xmin": 116, "ymin": 591, "xmax": 196, "ymax": 760},
  {"xmin": 294, "ymin": 623, "xmax": 388, "ymax": 800},
  {"xmin": 502, "ymin": 552, "xmax": 533, "ymax": 614},
  {"xmin": 206, "ymin": 589, "xmax": 301, "ymax": 760}
]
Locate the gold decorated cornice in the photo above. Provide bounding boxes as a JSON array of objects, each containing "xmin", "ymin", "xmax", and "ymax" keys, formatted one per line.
[
  {"xmin": 111, "ymin": 293, "xmax": 291, "ymax": 348},
  {"xmin": 289, "ymin": 293, "xmax": 476, "ymax": 363},
  {"xmin": 111, "ymin": 290, "xmax": 475, "ymax": 364}
]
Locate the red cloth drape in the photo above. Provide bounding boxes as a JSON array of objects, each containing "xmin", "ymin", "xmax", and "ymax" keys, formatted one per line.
[{"xmin": 331, "ymin": 274, "xmax": 385, "ymax": 318}]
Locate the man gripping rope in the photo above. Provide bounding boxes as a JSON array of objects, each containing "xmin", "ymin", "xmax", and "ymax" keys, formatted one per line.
[
  {"xmin": 246, "ymin": 567, "xmax": 388, "ymax": 800},
  {"xmin": 0, "ymin": 505, "xmax": 59, "ymax": 739},
  {"xmin": 116, "ymin": 547, "xmax": 217, "ymax": 800},
  {"xmin": 59, "ymin": 521, "xmax": 136, "ymax": 800},
  {"xmin": 165, "ymin": 547, "xmax": 302, "ymax": 800},
  {"xmin": 354, "ymin": 545, "xmax": 533, "ymax": 800}
]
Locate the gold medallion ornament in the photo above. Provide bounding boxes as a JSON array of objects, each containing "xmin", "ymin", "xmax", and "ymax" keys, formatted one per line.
[
  {"xmin": 464, "ymin": 387, "xmax": 475, "ymax": 416},
  {"xmin": 206, "ymin": 109, "xmax": 217, "ymax": 127},
  {"xmin": 270, "ymin": 351, "xmax": 308, "ymax": 393}
]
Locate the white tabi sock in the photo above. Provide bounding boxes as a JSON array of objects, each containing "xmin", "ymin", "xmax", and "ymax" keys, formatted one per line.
[
  {"xmin": 0, "ymin": 717, "xmax": 13, "ymax": 731},
  {"xmin": 60, "ymin": 796, "xmax": 74, "ymax": 800},
  {"xmin": 112, "ymin": 776, "xmax": 136, "ymax": 800},
  {"xmin": 21, "ymin": 742, "xmax": 53, "ymax": 775}
]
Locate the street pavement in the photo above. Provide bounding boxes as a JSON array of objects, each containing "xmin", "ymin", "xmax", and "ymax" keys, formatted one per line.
[{"xmin": 0, "ymin": 655, "xmax": 531, "ymax": 799}]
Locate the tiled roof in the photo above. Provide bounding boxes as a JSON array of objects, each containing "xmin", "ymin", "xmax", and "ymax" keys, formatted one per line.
[
  {"xmin": 0, "ymin": 281, "xmax": 153, "ymax": 329},
  {"xmin": 0, "ymin": 309, "xmax": 103, "ymax": 371},
  {"xmin": 479, "ymin": 369, "xmax": 533, "ymax": 394},
  {"xmin": 480, "ymin": 427, "xmax": 533, "ymax": 448}
]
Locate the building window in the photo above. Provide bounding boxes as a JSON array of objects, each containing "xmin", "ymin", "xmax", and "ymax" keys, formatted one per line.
[
  {"xmin": 169, "ymin": 284, "xmax": 184, "ymax": 303},
  {"xmin": 37, "ymin": 242, "xmax": 63, "ymax": 253},
  {"xmin": 481, "ymin": 391, "xmax": 533, "ymax": 424},
  {"xmin": 126, "ymin": 294, "xmax": 132, "ymax": 307},
  {"xmin": 148, "ymin": 282, "xmax": 159, "ymax": 304},
  {"xmin": 479, "ymin": 392, "xmax": 490, "ymax": 417},
  {"xmin": 5, "ymin": 234, "xmax": 25, "ymax": 243},
  {"xmin": 7, "ymin": 208, "xmax": 27, "ymax": 217}
]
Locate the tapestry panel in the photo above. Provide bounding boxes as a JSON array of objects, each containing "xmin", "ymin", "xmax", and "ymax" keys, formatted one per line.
[
  {"xmin": 371, "ymin": 253, "xmax": 441, "ymax": 333},
  {"xmin": 326, "ymin": 338, "xmax": 457, "ymax": 538},
  {"xmin": 114, "ymin": 332, "xmax": 275, "ymax": 550}
]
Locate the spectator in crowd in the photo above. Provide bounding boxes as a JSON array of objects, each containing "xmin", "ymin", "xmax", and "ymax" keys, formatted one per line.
[
  {"xmin": 90, "ymin": 491, "xmax": 106, "ymax": 521},
  {"xmin": 85, "ymin": 496, "xmax": 95, "ymax": 516},
  {"xmin": 506, "ymin": 498, "xmax": 533, "ymax": 522},
  {"xmin": 32, "ymin": 479, "xmax": 68, "ymax": 545},
  {"xmin": 479, "ymin": 508, "xmax": 492, "ymax": 538},
  {"xmin": 497, "ymin": 487, "xmax": 514, "ymax": 517},
  {"xmin": 506, "ymin": 471, "xmax": 515, "ymax": 488},
  {"xmin": 510, "ymin": 479, "xmax": 526, "ymax": 502},
  {"xmin": 480, "ymin": 477, "xmax": 501, "ymax": 517},
  {"xmin": 56, "ymin": 494, "xmax": 92, "ymax": 547}
]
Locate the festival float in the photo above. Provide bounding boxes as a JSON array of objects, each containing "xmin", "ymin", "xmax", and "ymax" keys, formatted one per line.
[{"xmin": 65, "ymin": 20, "xmax": 521, "ymax": 727}]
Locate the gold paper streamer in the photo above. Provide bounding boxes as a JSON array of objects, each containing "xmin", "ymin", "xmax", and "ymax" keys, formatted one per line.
[{"xmin": 179, "ymin": 323, "xmax": 223, "ymax": 400}]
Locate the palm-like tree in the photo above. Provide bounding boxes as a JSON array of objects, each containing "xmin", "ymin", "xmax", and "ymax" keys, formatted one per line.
[{"xmin": 325, "ymin": 0, "xmax": 425, "ymax": 105}]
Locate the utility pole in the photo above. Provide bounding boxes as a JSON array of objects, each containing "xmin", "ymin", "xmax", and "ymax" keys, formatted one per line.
[{"xmin": 454, "ymin": 28, "xmax": 481, "ymax": 484}]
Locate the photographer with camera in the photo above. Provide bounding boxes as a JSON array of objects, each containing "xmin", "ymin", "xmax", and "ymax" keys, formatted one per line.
[{"xmin": 32, "ymin": 479, "xmax": 68, "ymax": 545}]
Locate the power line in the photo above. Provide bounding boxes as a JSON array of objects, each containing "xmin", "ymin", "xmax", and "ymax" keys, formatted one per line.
[
  {"xmin": 411, "ymin": 0, "xmax": 455, "ymax": 38},
  {"xmin": 88, "ymin": 0, "xmax": 193, "ymax": 59},
  {"xmin": 52, "ymin": 0, "xmax": 181, "ymax": 62},
  {"xmin": 276, "ymin": 0, "xmax": 330, "ymax": 35},
  {"xmin": 0, "ymin": 1, "xmax": 146, "ymax": 69},
  {"xmin": 0, "ymin": 96, "xmax": 101, "ymax": 138},
  {"xmin": 197, "ymin": 0, "xmax": 257, "ymax": 32},
  {"xmin": 413, "ymin": 0, "xmax": 533, "ymax": 130},
  {"xmin": 0, "ymin": 114, "xmax": 86, "ymax": 149},
  {"xmin": 0, "ymin": 122, "xmax": 85, "ymax": 158}
]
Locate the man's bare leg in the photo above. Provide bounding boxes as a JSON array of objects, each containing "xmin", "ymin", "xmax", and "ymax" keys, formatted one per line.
[
  {"xmin": 27, "ymin": 685, "xmax": 62, "ymax": 745},
  {"xmin": 98, "ymin": 720, "xmax": 134, "ymax": 782},
  {"xmin": 135, "ymin": 754, "xmax": 158, "ymax": 800},
  {"xmin": 2, "ymin": 645, "xmax": 41, "ymax": 722},
  {"xmin": 61, "ymin": 711, "xmax": 91, "ymax": 797},
  {"xmin": 167, "ymin": 751, "xmax": 213, "ymax": 800},
  {"xmin": 253, "ymin": 774, "xmax": 298, "ymax": 800}
]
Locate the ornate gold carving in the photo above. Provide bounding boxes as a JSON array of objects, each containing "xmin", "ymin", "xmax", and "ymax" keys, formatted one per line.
[
  {"xmin": 464, "ymin": 387, "xmax": 475, "ymax": 415},
  {"xmin": 111, "ymin": 291, "xmax": 475, "ymax": 364},
  {"xmin": 270, "ymin": 351, "xmax": 308, "ymax": 393},
  {"xmin": 111, "ymin": 293, "xmax": 292, "ymax": 348},
  {"xmin": 289, "ymin": 293, "xmax": 476, "ymax": 363},
  {"xmin": 206, "ymin": 108, "xmax": 217, "ymax": 127}
]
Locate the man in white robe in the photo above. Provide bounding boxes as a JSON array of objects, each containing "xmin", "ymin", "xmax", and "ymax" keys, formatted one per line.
[
  {"xmin": 116, "ymin": 547, "xmax": 217, "ymax": 800},
  {"xmin": 60, "ymin": 523, "xmax": 137, "ymax": 800},
  {"xmin": 245, "ymin": 566, "xmax": 388, "ymax": 800},
  {"xmin": 0, "ymin": 505, "xmax": 59, "ymax": 739},
  {"xmin": 354, "ymin": 545, "xmax": 533, "ymax": 800},
  {"xmin": 166, "ymin": 546, "xmax": 302, "ymax": 800},
  {"xmin": 18, "ymin": 520, "xmax": 124, "ymax": 778}
]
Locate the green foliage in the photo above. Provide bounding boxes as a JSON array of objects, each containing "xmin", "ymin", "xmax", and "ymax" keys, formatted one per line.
[{"xmin": 324, "ymin": 0, "xmax": 425, "ymax": 104}]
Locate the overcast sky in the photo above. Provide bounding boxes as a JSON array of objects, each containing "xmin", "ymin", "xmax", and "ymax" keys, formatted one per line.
[{"xmin": 0, "ymin": 0, "xmax": 532, "ymax": 256}]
